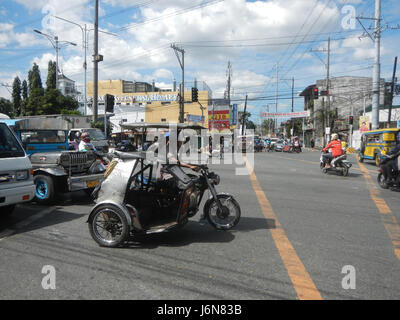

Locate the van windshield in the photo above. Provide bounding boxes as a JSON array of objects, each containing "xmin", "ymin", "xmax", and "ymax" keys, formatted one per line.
[
  {"xmin": 0, "ymin": 123, "xmax": 25, "ymax": 158},
  {"xmin": 83, "ymin": 129, "xmax": 106, "ymax": 141}
]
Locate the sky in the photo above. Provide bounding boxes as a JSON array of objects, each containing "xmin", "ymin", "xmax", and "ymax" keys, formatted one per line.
[{"xmin": 0, "ymin": 0, "xmax": 399, "ymax": 122}]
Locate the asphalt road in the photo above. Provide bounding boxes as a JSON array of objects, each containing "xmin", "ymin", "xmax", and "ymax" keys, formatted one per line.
[{"xmin": 1, "ymin": 149, "xmax": 400, "ymax": 300}]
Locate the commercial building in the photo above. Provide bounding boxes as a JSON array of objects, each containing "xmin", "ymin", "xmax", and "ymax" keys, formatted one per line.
[
  {"xmin": 300, "ymin": 76, "xmax": 390, "ymax": 147},
  {"xmin": 86, "ymin": 80, "xmax": 212, "ymax": 128}
]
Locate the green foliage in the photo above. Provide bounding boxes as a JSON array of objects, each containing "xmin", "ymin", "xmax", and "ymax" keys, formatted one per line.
[
  {"xmin": 0, "ymin": 98, "xmax": 13, "ymax": 117},
  {"xmin": 23, "ymin": 62, "xmax": 79, "ymax": 116},
  {"xmin": 46, "ymin": 61, "xmax": 56, "ymax": 90},
  {"xmin": 12, "ymin": 76, "xmax": 22, "ymax": 116},
  {"xmin": 91, "ymin": 120, "xmax": 113, "ymax": 137}
]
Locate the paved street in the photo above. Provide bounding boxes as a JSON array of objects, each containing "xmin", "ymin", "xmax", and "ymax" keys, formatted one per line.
[{"xmin": 1, "ymin": 149, "xmax": 400, "ymax": 300}]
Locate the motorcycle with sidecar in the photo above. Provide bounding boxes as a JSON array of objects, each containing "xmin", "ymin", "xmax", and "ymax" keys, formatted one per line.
[{"xmin": 87, "ymin": 150, "xmax": 241, "ymax": 247}]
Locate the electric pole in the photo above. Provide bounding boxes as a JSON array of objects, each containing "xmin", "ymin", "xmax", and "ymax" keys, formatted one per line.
[
  {"xmin": 372, "ymin": 0, "xmax": 381, "ymax": 130},
  {"xmin": 275, "ymin": 62, "xmax": 279, "ymax": 134},
  {"xmin": 93, "ymin": 0, "xmax": 99, "ymax": 122},
  {"xmin": 171, "ymin": 44, "xmax": 185, "ymax": 123},
  {"xmin": 242, "ymin": 94, "xmax": 248, "ymax": 136},
  {"xmin": 388, "ymin": 56, "xmax": 397, "ymax": 126}
]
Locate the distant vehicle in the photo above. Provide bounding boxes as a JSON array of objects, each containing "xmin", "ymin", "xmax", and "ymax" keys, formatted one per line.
[
  {"xmin": 0, "ymin": 122, "xmax": 35, "ymax": 216},
  {"xmin": 358, "ymin": 128, "xmax": 400, "ymax": 166},
  {"xmin": 273, "ymin": 140, "xmax": 284, "ymax": 152},
  {"xmin": 116, "ymin": 140, "xmax": 137, "ymax": 152},
  {"xmin": 69, "ymin": 128, "xmax": 109, "ymax": 153},
  {"xmin": 254, "ymin": 138, "xmax": 264, "ymax": 152}
]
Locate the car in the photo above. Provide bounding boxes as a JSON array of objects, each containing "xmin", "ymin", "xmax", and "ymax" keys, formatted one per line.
[
  {"xmin": 116, "ymin": 140, "xmax": 137, "ymax": 152},
  {"xmin": 273, "ymin": 140, "xmax": 285, "ymax": 152}
]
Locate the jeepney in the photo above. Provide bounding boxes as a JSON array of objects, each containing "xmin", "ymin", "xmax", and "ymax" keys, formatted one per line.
[
  {"xmin": 358, "ymin": 128, "xmax": 400, "ymax": 166},
  {"xmin": 1, "ymin": 116, "xmax": 105, "ymax": 204}
]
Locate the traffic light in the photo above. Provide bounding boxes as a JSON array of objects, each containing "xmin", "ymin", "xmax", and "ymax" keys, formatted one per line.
[
  {"xmin": 312, "ymin": 88, "xmax": 319, "ymax": 99},
  {"xmin": 191, "ymin": 87, "xmax": 198, "ymax": 102},
  {"xmin": 105, "ymin": 94, "xmax": 115, "ymax": 113},
  {"xmin": 349, "ymin": 116, "xmax": 354, "ymax": 125}
]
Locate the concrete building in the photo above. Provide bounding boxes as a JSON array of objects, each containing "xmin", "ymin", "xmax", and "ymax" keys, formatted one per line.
[
  {"xmin": 300, "ymin": 76, "xmax": 390, "ymax": 147},
  {"xmin": 86, "ymin": 80, "xmax": 212, "ymax": 128},
  {"xmin": 58, "ymin": 74, "xmax": 79, "ymax": 97}
]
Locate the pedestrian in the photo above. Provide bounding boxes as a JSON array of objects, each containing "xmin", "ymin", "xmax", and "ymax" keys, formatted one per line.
[{"xmin": 310, "ymin": 137, "xmax": 315, "ymax": 151}]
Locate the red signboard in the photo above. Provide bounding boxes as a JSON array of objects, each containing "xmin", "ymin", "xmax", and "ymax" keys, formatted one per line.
[{"xmin": 208, "ymin": 110, "xmax": 230, "ymax": 131}]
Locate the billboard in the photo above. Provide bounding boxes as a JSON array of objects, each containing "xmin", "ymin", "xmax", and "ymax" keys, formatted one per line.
[
  {"xmin": 261, "ymin": 111, "xmax": 310, "ymax": 119},
  {"xmin": 209, "ymin": 110, "xmax": 230, "ymax": 132},
  {"xmin": 359, "ymin": 116, "xmax": 370, "ymax": 133}
]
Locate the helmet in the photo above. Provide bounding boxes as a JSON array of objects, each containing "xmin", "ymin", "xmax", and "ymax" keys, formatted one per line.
[
  {"xmin": 331, "ymin": 133, "xmax": 339, "ymax": 140},
  {"xmin": 81, "ymin": 132, "xmax": 91, "ymax": 142}
]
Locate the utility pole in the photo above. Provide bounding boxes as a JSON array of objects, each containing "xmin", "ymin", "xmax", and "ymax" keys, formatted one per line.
[
  {"xmin": 225, "ymin": 61, "xmax": 232, "ymax": 104},
  {"xmin": 275, "ymin": 62, "xmax": 279, "ymax": 134},
  {"xmin": 93, "ymin": 0, "xmax": 99, "ymax": 122},
  {"xmin": 372, "ymin": 0, "xmax": 381, "ymax": 130},
  {"xmin": 171, "ymin": 44, "xmax": 185, "ymax": 123},
  {"xmin": 310, "ymin": 37, "xmax": 331, "ymax": 144},
  {"xmin": 326, "ymin": 36, "xmax": 331, "ymax": 130},
  {"xmin": 388, "ymin": 56, "xmax": 398, "ymax": 126},
  {"xmin": 242, "ymin": 94, "xmax": 248, "ymax": 136}
]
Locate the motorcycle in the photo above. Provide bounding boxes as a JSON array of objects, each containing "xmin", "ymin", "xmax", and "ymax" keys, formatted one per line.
[
  {"xmin": 320, "ymin": 150, "xmax": 352, "ymax": 177},
  {"xmin": 377, "ymin": 155, "xmax": 400, "ymax": 190},
  {"xmin": 87, "ymin": 151, "xmax": 241, "ymax": 247}
]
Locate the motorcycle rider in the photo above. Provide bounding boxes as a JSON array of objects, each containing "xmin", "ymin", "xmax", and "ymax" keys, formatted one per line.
[
  {"xmin": 381, "ymin": 135, "xmax": 400, "ymax": 187},
  {"xmin": 79, "ymin": 132, "xmax": 97, "ymax": 152},
  {"xmin": 321, "ymin": 133, "xmax": 343, "ymax": 169}
]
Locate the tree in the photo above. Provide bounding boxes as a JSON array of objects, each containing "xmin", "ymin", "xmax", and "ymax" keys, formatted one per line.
[
  {"xmin": 261, "ymin": 119, "xmax": 275, "ymax": 135},
  {"xmin": 20, "ymin": 79, "xmax": 28, "ymax": 116},
  {"xmin": 26, "ymin": 63, "xmax": 44, "ymax": 116},
  {"xmin": 0, "ymin": 98, "xmax": 13, "ymax": 117},
  {"xmin": 46, "ymin": 61, "xmax": 56, "ymax": 90},
  {"xmin": 12, "ymin": 76, "xmax": 22, "ymax": 116},
  {"xmin": 28, "ymin": 63, "xmax": 43, "ymax": 94}
]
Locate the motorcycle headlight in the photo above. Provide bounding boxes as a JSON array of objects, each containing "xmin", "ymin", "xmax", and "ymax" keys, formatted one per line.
[
  {"xmin": 16, "ymin": 170, "xmax": 29, "ymax": 181},
  {"xmin": 211, "ymin": 173, "xmax": 220, "ymax": 185}
]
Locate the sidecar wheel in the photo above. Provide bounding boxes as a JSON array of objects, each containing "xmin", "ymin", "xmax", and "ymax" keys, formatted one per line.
[
  {"xmin": 205, "ymin": 194, "xmax": 241, "ymax": 230},
  {"xmin": 88, "ymin": 204, "xmax": 129, "ymax": 247}
]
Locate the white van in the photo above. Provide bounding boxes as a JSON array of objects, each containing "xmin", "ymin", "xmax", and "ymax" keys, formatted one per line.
[{"xmin": 0, "ymin": 122, "xmax": 35, "ymax": 215}]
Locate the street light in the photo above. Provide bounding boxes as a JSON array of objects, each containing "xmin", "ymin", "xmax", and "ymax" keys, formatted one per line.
[
  {"xmin": 33, "ymin": 29, "xmax": 77, "ymax": 90},
  {"xmin": 52, "ymin": 16, "xmax": 118, "ymax": 116}
]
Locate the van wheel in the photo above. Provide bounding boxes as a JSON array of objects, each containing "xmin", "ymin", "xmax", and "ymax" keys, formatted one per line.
[{"xmin": 34, "ymin": 175, "xmax": 55, "ymax": 204}]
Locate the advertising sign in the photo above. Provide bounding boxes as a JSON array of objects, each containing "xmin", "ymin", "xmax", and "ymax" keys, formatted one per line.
[
  {"xmin": 359, "ymin": 116, "xmax": 370, "ymax": 133},
  {"xmin": 261, "ymin": 111, "xmax": 310, "ymax": 119},
  {"xmin": 209, "ymin": 110, "xmax": 230, "ymax": 132}
]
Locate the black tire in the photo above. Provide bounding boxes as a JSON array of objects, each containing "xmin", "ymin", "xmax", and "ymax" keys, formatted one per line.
[
  {"xmin": 1, "ymin": 205, "xmax": 15, "ymax": 217},
  {"xmin": 358, "ymin": 153, "xmax": 364, "ymax": 163},
  {"xmin": 204, "ymin": 194, "xmax": 241, "ymax": 230},
  {"xmin": 341, "ymin": 163, "xmax": 349, "ymax": 177},
  {"xmin": 88, "ymin": 204, "xmax": 130, "ymax": 247},
  {"xmin": 377, "ymin": 173, "xmax": 389, "ymax": 189},
  {"xmin": 34, "ymin": 174, "xmax": 55, "ymax": 205}
]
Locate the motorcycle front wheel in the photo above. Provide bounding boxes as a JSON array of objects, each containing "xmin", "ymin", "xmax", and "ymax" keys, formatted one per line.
[
  {"xmin": 205, "ymin": 194, "xmax": 241, "ymax": 230},
  {"xmin": 88, "ymin": 204, "xmax": 130, "ymax": 247}
]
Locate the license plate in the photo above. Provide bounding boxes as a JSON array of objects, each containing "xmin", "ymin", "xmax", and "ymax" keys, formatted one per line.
[{"xmin": 87, "ymin": 180, "xmax": 99, "ymax": 188}]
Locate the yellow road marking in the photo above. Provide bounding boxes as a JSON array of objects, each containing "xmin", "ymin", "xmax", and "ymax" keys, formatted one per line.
[
  {"xmin": 244, "ymin": 155, "xmax": 322, "ymax": 300},
  {"xmin": 358, "ymin": 162, "xmax": 400, "ymax": 259}
]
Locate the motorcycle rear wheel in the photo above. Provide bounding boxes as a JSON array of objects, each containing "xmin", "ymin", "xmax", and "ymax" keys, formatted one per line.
[
  {"xmin": 340, "ymin": 164, "xmax": 349, "ymax": 177},
  {"xmin": 377, "ymin": 173, "xmax": 389, "ymax": 189},
  {"xmin": 88, "ymin": 204, "xmax": 130, "ymax": 247},
  {"xmin": 205, "ymin": 194, "xmax": 241, "ymax": 230}
]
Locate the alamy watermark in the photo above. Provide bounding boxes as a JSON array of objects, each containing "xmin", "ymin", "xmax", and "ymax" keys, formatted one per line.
[
  {"xmin": 341, "ymin": 5, "xmax": 357, "ymax": 30},
  {"xmin": 341, "ymin": 265, "xmax": 356, "ymax": 290},
  {"xmin": 41, "ymin": 265, "xmax": 56, "ymax": 290}
]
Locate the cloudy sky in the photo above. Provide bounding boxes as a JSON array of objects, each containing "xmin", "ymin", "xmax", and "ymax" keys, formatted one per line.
[{"xmin": 0, "ymin": 0, "xmax": 399, "ymax": 121}]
